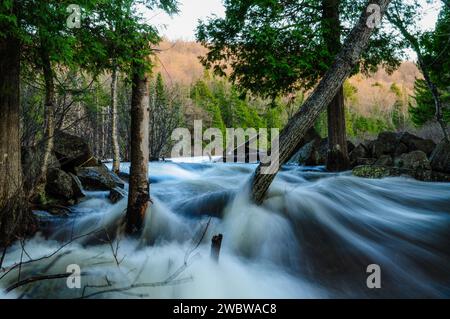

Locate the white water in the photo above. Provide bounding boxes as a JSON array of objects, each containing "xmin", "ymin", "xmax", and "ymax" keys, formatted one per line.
[{"xmin": 1, "ymin": 160, "xmax": 449, "ymax": 298}]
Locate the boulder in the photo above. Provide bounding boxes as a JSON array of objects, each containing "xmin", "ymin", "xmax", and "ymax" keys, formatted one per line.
[
  {"xmin": 393, "ymin": 142, "xmax": 409, "ymax": 157},
  {"xmin": 375, "ymin": 155, "xmax": 393, "ymax": 166},
  {"xmin": 297, "ymin": 139, "xmax": 322, "ymax": 166},
  {"xmin": 395, "ymin": 150, "xmax": 431, "ymax": 170},
  {"xmin": 75, "ymin": 165, "xmax": 125, "ymax": 191},
  {"xmin": 430, "ymin": 142, "xmax": 450, "ymax": 174},
  {"xmin": 397, "ymin": 132, "xmax": 435, "ymax": 155},
  {"xmin": 45, "ymin": 168, "xmax": 84, "ymax": 204},
  {"xmin": 53, "ymin": 131, "xmax": 100, "ymax": 171},
  {"xmin": 349, "ymin": 144, "xmax": 369, "ymax": 165},
  {"xmin": 353, "ymin": 165, "xmax": 402, "ymax": 179},
  {"xmin": 108, "ymin": 187, "xmax": 127, "ymax": 204},
  {"xmin": 354, "ymin": 158, "xmax": 377, "ymax": 166},
  {"xmin": 21, "ymin": 146, "xmax": 60, "ymax": 192},
  {"xmin": 370, "ymin": 132, "xmax": 398, "ymax": 158}
]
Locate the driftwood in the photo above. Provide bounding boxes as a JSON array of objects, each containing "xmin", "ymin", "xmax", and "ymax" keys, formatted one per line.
[{"xmin": 251, "ymin": 0, "xmax": 393, "ymax": 204}]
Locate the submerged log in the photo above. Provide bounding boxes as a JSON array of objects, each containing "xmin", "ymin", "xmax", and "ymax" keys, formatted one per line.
[
  {"xmin": 251, "ymin": 0, "xmax": 393, "ymax": 204},
  {"xmin": 211, "ymin": 234, "xmax": 223, "ymax": 262}
]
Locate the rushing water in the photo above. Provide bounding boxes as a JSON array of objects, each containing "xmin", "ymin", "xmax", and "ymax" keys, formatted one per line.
[{"xmin": 1, "ymin": 159, "xmax": 450, "ymax": 298}]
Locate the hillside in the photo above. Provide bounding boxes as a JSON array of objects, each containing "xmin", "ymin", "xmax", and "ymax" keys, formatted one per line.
[{"xmin": 154, "ymin": 40, "xmax": 421, "ymax": 116}]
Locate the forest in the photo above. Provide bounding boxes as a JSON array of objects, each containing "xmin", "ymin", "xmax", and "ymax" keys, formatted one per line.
[{"xmin": 0, "ymin": 0, "xmax": 449, "ymax": 299}]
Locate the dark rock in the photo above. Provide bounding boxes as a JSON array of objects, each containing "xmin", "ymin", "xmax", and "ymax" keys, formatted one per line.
[
  {"xmin": 430, "ymin": 142, "xmax": 450, "ymax": 173},
  {"xmin": 75, "ymin": 165, "xmax": 125, "ymax": 191},
  {"xmin": 347, "ymin": 140, "xmax": 356, "ymax": 154},
  {"xmin": 394, "ymin": 142, "xmax": 408, "ymax": 157},
  {"xmin": 349, "ymin": 144, "xmax": 369, "ymax": 165},
  {"xmin": 45, "ymin": 168, "xmax": 84, "ymax": 203},
  {"xmin": 297, "ymin": 140, "xmax": 321, "ymax": 166},
  {"xmin": 355, "ymin": 158, "xmax": 377, "ymax": 166},
  {"xmin": 397, "ymin": 132, "xmax": 436, "ymax": 156},
  {"xmin": 372, "ymin": 132, "xmax": 398, "ymax": 157},
  {"xmin": 53, "ymin": 131, "xmax": 100, "ymax": 171},
  {"xmin": 287, "ymin": 128, "xmax": 322, "ymax": 164},
  {"xmin": 395, "ymin": 150, "xmax": 431, "ymax": 170},
  {"xmin": 21, "ymin": 146, "xmax": 60, "ymax": 193},
  {"xmin": 375, "ymin": 155, "xmax": 393, "ymax": 166},
  {"xmin": 108, "ymin": 187, "xmax": 127, "ymax": 204}
]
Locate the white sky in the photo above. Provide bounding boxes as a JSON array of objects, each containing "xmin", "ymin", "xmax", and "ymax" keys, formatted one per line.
[
  {"xmin": 150, "ymin": 0, "xmax": 225, "ymax": 40},
  {"xmin": 147, "ymin": 0, "xmax": 442, "ymax": 41}
]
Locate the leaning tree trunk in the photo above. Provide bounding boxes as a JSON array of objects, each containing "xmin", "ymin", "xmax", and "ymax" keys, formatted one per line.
[
  {"xmin": 125, "ymin": 67, "xmax": 150, "ymax": 235},
  {"xmin": 0, "ymin": 12, "xmax": 33, "ymax": 246},
  {"xmin": 323, "ymin": 0, "xmax": 350, "ymax": 172},
  {"xmin": 36, "ymin": 44, "xmax": 56, "ymax": 192},
  {"xmin": 111, "ymin": 67, "xmax": 121, "ymax": 173},
  {"xmin": 252, "ymin": 0, "xmax": 392, "ymax": 204}
]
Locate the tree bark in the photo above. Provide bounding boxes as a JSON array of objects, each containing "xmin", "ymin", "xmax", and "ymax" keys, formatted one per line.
[
  {"xmin": 322, "ymin": 0, "xmax": 350, "ymax": 171},
  {"xmin": 111, "ymin": 67, "xmax": 121, "ymax": 173},
  {"xmin": 251, "ymin": 0, "xmax": 392, "ymax": 204},
  {"xmin": 0, "ymin": 5, "xmax": 33, "ymax": 246},
  {"xmin": 126, "ymin": 67, "xmax": 150, "ymax": 235},
  {"xmin": 36, "ymin": 44, "xmax": 56, "ymax": 190}
]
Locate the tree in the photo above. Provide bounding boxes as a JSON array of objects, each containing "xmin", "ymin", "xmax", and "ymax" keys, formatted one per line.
[
  {"xmin": 251, "ymin": 0, "xmax": 393, "ymax": 204},
  {"xmin": 0, "ymin": 0, "xmax": 34, "ymax": 246},
  {"xmin": 387, "ymin": 1, "xmax": 449, "ymax": 142},
  {"xmin": 126, "ymin": 63, "xmax": 150, "ymax": 235},
  {"xmin": 197, "ymin": 0, "xmax": 403, "ymax": 171}
]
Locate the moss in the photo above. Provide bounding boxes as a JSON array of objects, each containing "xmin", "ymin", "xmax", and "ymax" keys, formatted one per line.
[{"xmin": 352, "ymin": 165, "xmax": 397, "ymax": 179}]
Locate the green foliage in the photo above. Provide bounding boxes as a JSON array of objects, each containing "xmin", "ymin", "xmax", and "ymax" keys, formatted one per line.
[
  {"xmin": 197, "ymin": 0, "xmax": 404, "ymax": 100},
  {"xmin": 410, "ymin": 79, "xmax": 450, "ymax": 126}
]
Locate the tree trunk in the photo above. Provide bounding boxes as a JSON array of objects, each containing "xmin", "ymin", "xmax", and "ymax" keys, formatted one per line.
[
  {"xmin": 322, "ymin": 0, "xmax": 350, "ymax": 171},
  {"xmin": 0, "ymin": 12, "xmax": 33, "ymax": 246},
  {"xmin": 36, "ymin": 44, "xmax": 56, "ymax": 190},
  {"xmin": 251, "ymin": 0, "xmax": 392, "ymax": 204},
  {"xmin": 126, "ymin": 67, "xmax": 150, "ymax": 235},
  {"xmin": 111, "ymin": 67, "xmax": 121, "ymax": 173}
]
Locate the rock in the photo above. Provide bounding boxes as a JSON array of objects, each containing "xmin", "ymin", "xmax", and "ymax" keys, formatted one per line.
[
  {"xmin": 430, "ymin": 142, "xmax": 450, "ymax": 173},
  {"xmin": 21, "ymin": 146, "xmax": 60, "ymax": 192},
  {"xmin": 349, "ymin": 144, "xmax": 369, "ymax": 165},
  {"xmin": 53, "ymin": 131, "xmax": 100, "ymax": 171},
  {"xmin": 397, "ymin": 132, "xmax": 436, "ymax": 156},
  {"xmin": 355, "ymin": 157, "xmax": 377, "ymax": 166},
  {"xmin": 393, "ymin": 142, "xmax": 408, "ymax": 157},
  {"xmin": 297, "ymin": 139, "xmax": 322, "ymax": 166},
  {"xmin": 409, "ymin": 139, "xmax": 436, "ymax": 156},
  {"xmin": 375, "ymin": 155, "xmax": 393, "ymax": 166},
  {"xmin": 108, "ymin": 187, "xmax": 127, "ymax": 204},
  {"xmin": 347, "ymin": 140, "xmax": 356, "ymax": 154},
  {"xmin": 395, "ymin": 151, "xmax": 431, "ymax": 170},
  {"xmin": 371, "ymin": 132, "xmax": 398, "ymax": 158},
  {"xmin": 287, "ymin": 128, "xmax": 322, "ymax": 164},
  {"xmin": 353, "ymin": 165, "xmax": 450, "ymax": 182},
  {"xmin": 353, "ymin": 165, "xmax": 402, "ymax": 179},
  {"xmin": 45, "ymin": 168, "xmax": 84, "ymax": 203},
  {"xmin": 75, "ymin": 165, "xmax": 125, "ymax": 191}
]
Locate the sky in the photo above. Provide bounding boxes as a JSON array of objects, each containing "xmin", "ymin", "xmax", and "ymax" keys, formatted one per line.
[
  {"xmin": 147, "ymin": 0, "xmax": 442, "ymax": 41},
  {"xmin": 150, "ymin": 0, "xmax": 225, "ymax": 41}
]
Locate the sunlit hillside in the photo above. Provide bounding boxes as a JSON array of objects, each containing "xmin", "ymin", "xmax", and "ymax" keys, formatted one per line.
[{"xmin": 155, "ymin": 40, "xmax": 421, "ymax": 115}]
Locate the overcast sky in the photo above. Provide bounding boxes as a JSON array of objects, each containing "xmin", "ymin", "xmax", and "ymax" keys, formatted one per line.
[{"xmin": 147, "ymin": 0, "xmax": 442, "ymax": 41}]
